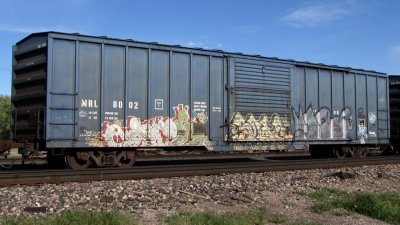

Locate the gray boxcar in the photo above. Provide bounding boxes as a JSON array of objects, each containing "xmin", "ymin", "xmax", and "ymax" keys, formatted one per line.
[{"xmin": 11, "ymin": 32, "xmax": 390, "ymax": 167}]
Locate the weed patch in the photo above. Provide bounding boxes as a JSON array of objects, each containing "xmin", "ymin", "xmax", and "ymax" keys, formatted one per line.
[
  {"xmin": 165, "ymin": 208, "xmax": 286, "ymax": 225},
  {"xmin": 0, "ymin": 210, "xmax": 137, "ymax": 225},
  {"xmin": 307, "ymin": 189, "xmax": 400, "ymax": 224}
]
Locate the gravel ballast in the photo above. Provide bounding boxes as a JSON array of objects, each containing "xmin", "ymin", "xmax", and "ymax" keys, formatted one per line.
[{"xmin": 0, "ymin": 164, "xmax": 399, "ymax": 224}]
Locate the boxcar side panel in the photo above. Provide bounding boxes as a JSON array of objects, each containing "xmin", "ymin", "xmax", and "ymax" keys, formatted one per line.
[
  {"xmin": 331, "ymin": 71, "xmax": 344, "ymax": 121},
  {"xmin": 344, "ymin": 72, "xmax": 357, "ymax": 140},
  {"xmin": 127, "ymin": 47, "xmax": 148, "ymax": 121},
  {"xmin": 367, "ymin": 76, "xmax": 378, "ymax": 139},
  {"xmin": 293, "ymin": 67, "xmax": 350, "ymax": 142},
  {"xmin": 293, "ymin": 67, "xmax": 306, "ymax": 113},
  {"xmin": 102, "ymin": 45, "xmax": 126, "ymax": 146},
  {"xmin": 77, "ymin": 42, "xmax": 101, "ymax": 143},
  {"xmin": 191, "ymin": 55, "xmax": 209, "ymax": 145},
  {"xmin": 319, "ymin": 69, "xmax": 331, "ymax": 111},
  {"xmin": 291, "ymin": 66, "xmax": 389, "ymax": 147},
  {"xmin": 356, "ymin": 74, "xmax": 367, "ymax": 141},
  {"xmin": 149, "ymin": 50, "xmax": 170, "ymax": 145},
  {"xmin": 305, "ymin": 68, "xmax": 319, "ymax": 111},
  {"xmin": 48, "ymin": 39, "xmax": 76, "ymax": 141},
  {"xmin": 209, "ymin": 57, "xmax": 224, "ymax": 141},
  {"xmin": 46, "ymin": 36, "xmax": 225, "ymax": 148},
  {"xmin": 379, "ymin": 77, "xmax": 390, "ymax": 139},
  {"xmin": 170, "ymin": 52, "xmax": 191, "ymax": 145}
]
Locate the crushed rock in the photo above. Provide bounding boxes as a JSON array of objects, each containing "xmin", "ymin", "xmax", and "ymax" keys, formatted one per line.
[{"xmin": 0, "ymin": 164, "xmax": 398, "ymax": 225}]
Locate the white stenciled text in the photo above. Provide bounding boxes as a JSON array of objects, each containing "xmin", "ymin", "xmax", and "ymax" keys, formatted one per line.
[
  {"xmin": 113, "ymin": 101, "xmax": 139, "ymax": 109},
  {"xmin": 81, "ymin": 99, "xmax": 98, "ymax": 108}
]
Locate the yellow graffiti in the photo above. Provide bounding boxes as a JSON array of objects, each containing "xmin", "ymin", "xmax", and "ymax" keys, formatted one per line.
[{"xmin": 229, "ymin": 112, "xmax": 292, "ymax": 141}]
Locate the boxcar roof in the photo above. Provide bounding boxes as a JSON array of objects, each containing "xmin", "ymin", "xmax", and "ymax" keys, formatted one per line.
[{"xmin": 18, "ymin": 31, "xmax": 386, "ymax": 76}]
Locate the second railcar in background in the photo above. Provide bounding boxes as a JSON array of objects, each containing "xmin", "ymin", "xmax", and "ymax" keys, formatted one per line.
[
  {"xmin": 389, "ymin": 75, "xmax": 400, "ymax": 151},
  {"xmin": 10, "ymin": 32, "xmax": 390, "ymax": 169}
]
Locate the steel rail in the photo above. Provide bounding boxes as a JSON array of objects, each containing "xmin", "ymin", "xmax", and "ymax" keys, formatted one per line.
[
  {"xmin": 0, "ymin": 156, "xmax": 399, "ymax": 187},
  {"xmin": 0, "ymin": 151, "xmax": 309, "ymax": 168}
]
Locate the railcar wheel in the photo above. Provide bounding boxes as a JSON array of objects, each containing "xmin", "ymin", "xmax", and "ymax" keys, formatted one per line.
[
  {"xmin": 333, "ymin": 146, "xmax": 349, "ymax": 159},
  {"xmin": 353, "ymin": 147, "xmax": 368, "ymax": 158},
  {"xmin": 383, "ymin": 144, "xmax": 394, "ymax": 155},
  {"xmin": 0, "ymin": 149, "xmax": 14, "ymax": 169},
  {"xmin": 65, "ymin": 152, "xmax": 90, "ymax": 169},
  {"xmin": 0, "ymin": 161, "xmax": 14, "ymax": 169},
  {"xmin": 116, "ymin": 151, "xmax": 136, "ymax": 168}
]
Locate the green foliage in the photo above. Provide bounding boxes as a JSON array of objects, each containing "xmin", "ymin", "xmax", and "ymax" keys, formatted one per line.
[
  {"xmin": 342, "ymin": 192, "xmax": 400, "ymax": 224},
  {"xmin": 0, "ymin": 95, "xmax": 11, "ymax": 138},
  {"xmin": 307, "ymin": 189, "xmax": 343, "ymax": 213},
  {"xmin": 307, "ymin": 189, "xmax": 400, "ymax": 224},
  {"xmin": 165, "ymin": 208, "xmax": 286, "ymax": 225},
  {"xmin": 165, "ymin": 208, "xmax": 321, "ymax": 225},
  {"xmin": 0, "ymin": 208, "xmax": 323, "ymax": 225},
  {"xmin": 0, "ymin": 210, "xmax": 137, "ymax": 225}
]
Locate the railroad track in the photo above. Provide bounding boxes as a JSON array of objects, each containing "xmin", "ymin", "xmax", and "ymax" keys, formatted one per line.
[{"xmin": 0, "ymin": 156, "xmax": 399, "ymax": 187}]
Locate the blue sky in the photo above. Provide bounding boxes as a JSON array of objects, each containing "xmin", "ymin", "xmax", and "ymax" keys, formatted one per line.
[{"xmin": 1, "ymin": 0, "xmax": 400, "ymax": 95}]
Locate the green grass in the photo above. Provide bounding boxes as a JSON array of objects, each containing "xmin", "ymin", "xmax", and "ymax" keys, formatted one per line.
[
  {"xmin": 0, "ymin": 208, "xmax": 322, "ymax": 225},
  {"xmin": 306, "ymin": 189, "xmax": 400, "ymax": 224},
  {"xmin": 164, "ymin": 208, "xmax": 323, "ymax": 225},
  {"xmin": 0, "ymin": 210, "xmax": 137, "ymax": 225},
  {"xmin": 165, "ymin": 208, "xmax": 286, "ymax": 225}
]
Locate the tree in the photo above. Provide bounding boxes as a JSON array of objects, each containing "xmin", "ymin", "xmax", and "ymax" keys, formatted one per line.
[{"xmin": 0, "ymin": 95, "xmax": 11, "ymax": 138}]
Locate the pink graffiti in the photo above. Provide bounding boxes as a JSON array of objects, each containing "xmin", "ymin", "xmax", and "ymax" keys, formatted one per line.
[{"xmin": 99, "ymin": 104, "xmax": 191, "ymax": 147}]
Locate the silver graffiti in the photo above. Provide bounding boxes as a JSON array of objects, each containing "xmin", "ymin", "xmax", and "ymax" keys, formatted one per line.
[{"xmin": 292, "ymin": 107, "xmax": 353, "ymax": 140}]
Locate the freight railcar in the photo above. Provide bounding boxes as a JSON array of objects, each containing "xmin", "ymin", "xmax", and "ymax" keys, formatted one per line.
[
  {"xmin": 389, "ymin": 75, "xmax": 400, "ymax": 151},
  {"xmin": 4, "ymin": 32, "xmax": 390, "ymax": 169}
]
